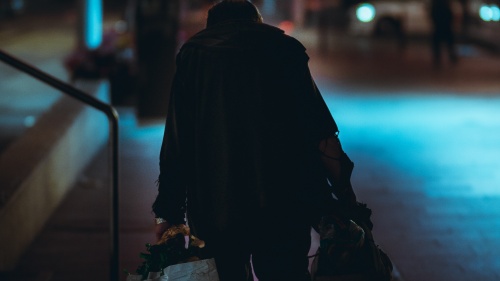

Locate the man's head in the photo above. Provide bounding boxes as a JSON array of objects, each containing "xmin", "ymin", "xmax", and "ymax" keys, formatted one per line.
[{"xmin": 206, "ymin": 0, "xmax": 263, "ymax": 27}]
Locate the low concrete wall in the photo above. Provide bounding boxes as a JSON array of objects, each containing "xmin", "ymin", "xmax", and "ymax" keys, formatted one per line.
[{"xmin": 0, "ymin": 80, "xmax": 111, "ymax": 270}]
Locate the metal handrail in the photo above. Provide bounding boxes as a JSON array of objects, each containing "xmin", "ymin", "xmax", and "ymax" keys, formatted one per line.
[{"xmin": 0, "ymin": 49, "xmax": 120, "ymax": 281}]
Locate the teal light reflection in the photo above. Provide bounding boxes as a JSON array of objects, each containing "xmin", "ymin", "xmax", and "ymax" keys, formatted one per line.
[
  {"xmin": 480, "ymin": 5, "xmax": 493, "ymax": 21},
  {"xmin": 491, "ymin": 5, "xmax": 500, "ymax": 21},
  {"xmin": 356, "ymin": 3, "xmax": 376, "ymax": 23},
  {"xmin": 318, "ymin": 86, "xmax": 500, "ymax": 198},
  {"xmin": 85, "ymin": 0, "xmax": 103, "ymax": 50}
]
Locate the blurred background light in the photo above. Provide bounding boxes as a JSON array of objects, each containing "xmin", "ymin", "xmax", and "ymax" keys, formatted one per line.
[
  {"xmin": 11, "ymin": 0, "xmax": 25, "ymax": 12},
  {"xmin": 84, "ymin": 0, "xmax": 103, "ymax": 50},
  {"xmin": 278, "ymin": 20, "xmax": 295, "ymax": 34},
  {"xmin": 356, "ymin": 3, "xmax": 376, "ymax": 23},
  {"xmin": 479, "ymin": 4, "xmax": 493, "ymax": 21},
  {"xmin": 262, "ymin": 0, "xmax": 276, "ymax": 15},
  {"xmin": 491, "ymin": 5, "xmax": 500, "ymax": 21},
  {"xmin": 24, "ymin": 116, "xmax": 36, "ymax": 128}
]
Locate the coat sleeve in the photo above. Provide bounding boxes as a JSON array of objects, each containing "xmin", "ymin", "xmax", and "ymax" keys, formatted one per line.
[
  {"xmin": 152, "ymin": 67, "xmax": 187, "ymax": 225},
  {"xmin": 294, "ymin": 54, "xmax": 339, "ymax": 142}
]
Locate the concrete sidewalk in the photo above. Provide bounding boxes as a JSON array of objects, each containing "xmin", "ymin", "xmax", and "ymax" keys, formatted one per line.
[{"xmin": 4, "ymin": 106, "xmax": 407, "ymax": 281}]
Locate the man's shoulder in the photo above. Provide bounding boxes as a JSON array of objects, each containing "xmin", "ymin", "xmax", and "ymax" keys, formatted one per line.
[
  {"xmin": 279, "ymin": 33, "xmax": 306, "ymax": 53},
  {"xmin": 180, "ymin": 21, "xmax": 306, "ymax": 56}
]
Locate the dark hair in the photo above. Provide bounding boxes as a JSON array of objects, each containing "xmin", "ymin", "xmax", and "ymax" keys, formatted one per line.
[{"xmin": 206, "ymin": 0, "xmax": 263, "ymax": 27}]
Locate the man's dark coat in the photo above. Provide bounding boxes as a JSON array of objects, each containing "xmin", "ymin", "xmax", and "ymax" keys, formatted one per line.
[{"xmin": 153, "ymin": 20, "xmax": 339, "ymax": 240}]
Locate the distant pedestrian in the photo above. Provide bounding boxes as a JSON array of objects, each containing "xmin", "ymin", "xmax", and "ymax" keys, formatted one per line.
[{"xmin": 429, "ymin": 0, "xmax": 458, "ymax": 67}]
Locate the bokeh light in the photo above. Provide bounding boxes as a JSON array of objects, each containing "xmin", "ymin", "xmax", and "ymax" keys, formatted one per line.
[
  {"xmin": 85, "ymin": 0, "xmax": 103, "ymax": 49},
  {"xmin": 356, "ymin": 3, "xmax": 376, "ymax": 23}
]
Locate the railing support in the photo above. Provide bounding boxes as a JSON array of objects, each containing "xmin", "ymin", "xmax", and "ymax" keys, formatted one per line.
[{"xmin": 0, "ymin": 49, "xmax": 120, "ymax": 281}]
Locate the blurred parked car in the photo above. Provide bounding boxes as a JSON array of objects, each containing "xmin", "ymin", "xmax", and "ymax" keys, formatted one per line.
[{"xmin": 346, "ymin": 0, "xmax": 500, "ymax": 38}]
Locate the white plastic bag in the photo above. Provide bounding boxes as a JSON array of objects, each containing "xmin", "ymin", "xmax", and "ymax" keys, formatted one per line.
[
  {"xmin": 126, "ymin": 259, "xmax": 219, "ymax": 281},
  {"xmin": 163, "ymin": 258, "xmax": 219, "ymax": 281}
]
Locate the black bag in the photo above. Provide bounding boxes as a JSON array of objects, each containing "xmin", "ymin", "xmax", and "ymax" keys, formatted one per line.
[{"xmin": 311, "ymin": 203, "xmax": 393, "ymax": 281}]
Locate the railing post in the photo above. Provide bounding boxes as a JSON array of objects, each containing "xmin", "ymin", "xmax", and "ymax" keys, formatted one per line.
[
  {"xmin": 0, "ymin": 49, "xmax": 120, "ymax": 281},
  {"xmin": 110, "ymin": 110, "xmax": 120, "ymax": 281}
]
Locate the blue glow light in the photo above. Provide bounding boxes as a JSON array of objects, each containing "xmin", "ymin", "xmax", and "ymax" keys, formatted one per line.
[
  {"xmin": 85, "ymin": 0, "xmax": 103, "ymax": 50},
  {"xmin": 262, "ymin": 0, "xmax": 275, "ymax": 15},
  {"xmin": 479, "ymin": 5, "xmax": 493, "ymax": 21},
  {"xmin": 11, "ymin": 0, "xmax": 24, "ymax": 11},
  {"xmin": 491, "ymin": 5, "xmax": 500, "ymax": 21},
  {"xmin": 356, "ymin": 3, "xmax": 376, "ymax": 23},
  {"xmin": 24, "ymin": 115, "xmax": 36, "ymax": 127}
]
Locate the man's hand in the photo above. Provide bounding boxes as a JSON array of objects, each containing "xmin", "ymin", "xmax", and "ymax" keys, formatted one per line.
[{"xmin": 155, "ymin": 221, "xmax": 171, "ymax": 242}]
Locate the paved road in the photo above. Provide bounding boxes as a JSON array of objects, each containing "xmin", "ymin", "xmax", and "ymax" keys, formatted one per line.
[{"xmin": 298, "ymin": 29, "xmax": 500, "ymax": 281}]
